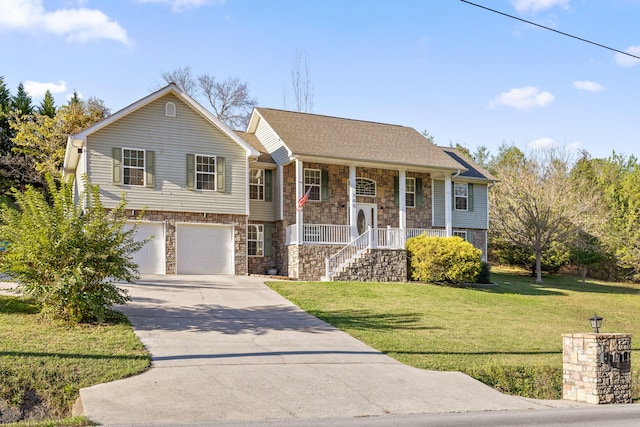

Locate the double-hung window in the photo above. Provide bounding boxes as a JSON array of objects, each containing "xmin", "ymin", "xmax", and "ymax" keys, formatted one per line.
[
  {"xmin": 304, "ymin": 168, "xmax": 321, "ymax": 201},
  {"xmin": 250, "ymin": 169, "xmax": 265, "ymax": 201},
  {"xmin": 248, "ymin": 224, "xmax": 264, "ymax": 257},
  {"xmin": 406, "ymin": 177, "xmax": 416, "ymax": 208},
  {"xmin": 454, "ymin": 183, "xmax": 468, "ymax": 211},
  {"xmin": 123, "ymin": 148, "xmax": 145, "ymax": 186},
  {"xmin": 196, "ymin": 155, "xmax": 216, "ymax": 191}
]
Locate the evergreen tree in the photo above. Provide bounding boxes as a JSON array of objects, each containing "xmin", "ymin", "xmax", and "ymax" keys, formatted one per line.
[
  {"xmin": 0, "ymin": 76, "xmax": 12, "ymax": 154},
  {"xmin": 38, "ymin": 89, "xmax": 57, "ymax": 118},
  {"xmin": 68, "ymin": 90, "xmax": 81, "ymax": 105},
  {"xmin": 11, "ymin": 82, "xmax": 33, "ymax": 115}
]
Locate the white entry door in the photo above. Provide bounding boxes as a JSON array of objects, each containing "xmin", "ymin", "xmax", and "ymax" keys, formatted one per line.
[{"xmin": 355, "ymin": 203, "xmax": 377, "ymax": 236}]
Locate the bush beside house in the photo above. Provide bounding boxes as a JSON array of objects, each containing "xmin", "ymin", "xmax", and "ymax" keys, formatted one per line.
[{"xmin": 407, "ymin": 235, "xmax": 482, "ymax": 283}]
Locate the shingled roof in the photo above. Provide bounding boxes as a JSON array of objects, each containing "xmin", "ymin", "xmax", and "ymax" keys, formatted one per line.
[
  {"xmin": 236, "ymin": 131, "xmax": 275, "ymax": 164},
  {"xmin": 253, "ymin": 108, "xmax": 464, "ymax": 172},
  {"xmin": 440, "ymin": 147, "xmax": 498, "ymax": 181}
]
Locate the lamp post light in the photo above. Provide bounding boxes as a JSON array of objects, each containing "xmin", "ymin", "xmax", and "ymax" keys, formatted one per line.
[{"xmin": 590, "ymin": 314, "xmax": 603, "ymax": 333}]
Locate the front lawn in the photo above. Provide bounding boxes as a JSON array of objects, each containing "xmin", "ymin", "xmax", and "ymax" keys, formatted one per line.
[
  {"xmin": 267, "ymin": 266, "xmax": 640, "ymax": 399},
  {"xmin": 0, "ymin": 292, "xmax": 150, "ymax": 423}
]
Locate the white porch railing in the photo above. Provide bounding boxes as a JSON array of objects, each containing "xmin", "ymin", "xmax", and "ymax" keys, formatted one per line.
[
  {"xmin": 286, "ymin": 224, "xmax": 351, "ymax": 245},
  {"xmin": 406, "ymin": 228, "xmax": 447, "ymax": 239},
  {"xmin": 325, "ymin": 227, "xmax": 373, "ymax": 280},
  {"xmin": 286, "ymin": 224, "xmax": 447, "ymax": 246}
]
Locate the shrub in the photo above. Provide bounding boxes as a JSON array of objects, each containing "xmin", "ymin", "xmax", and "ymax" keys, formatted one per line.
[
  {"xmin": 477, "ymin": 262, "xmax": 492, "ymax": 284},
  {"xmin": 467, "ymin": 365, "xmax": 562, "ymax": 400},
  {"xmin": 0, "ymin": 175, "xmax": 145, "ymax": 323},
  {"xmin": 406, "ymin": 235, "xmax": 482, "ymax": 283}
]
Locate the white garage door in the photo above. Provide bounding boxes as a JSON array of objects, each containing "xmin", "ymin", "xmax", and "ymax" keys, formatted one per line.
[
  {"xmin": 176, "ymin": 223, "xmax": 234, "ymax": 274},
  {"xmin": 125, "ymin": 221, "xmax": 165, "ymax": 274}
]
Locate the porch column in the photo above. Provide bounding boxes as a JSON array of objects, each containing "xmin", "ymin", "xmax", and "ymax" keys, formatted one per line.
[
  {"xmin": 296, "ymin": 158, "xmax": 304, "ymax": 244},
  {"xmin": 444, "ymin": 173, "xmax": 452, "ymax": 236},
  {"xmin": 399, "ymin": 169, "xmax": 406, "ymax": 229},
  {"xmin": 349, "ymin": 165, "xmax": 358, "ymax": 239}
]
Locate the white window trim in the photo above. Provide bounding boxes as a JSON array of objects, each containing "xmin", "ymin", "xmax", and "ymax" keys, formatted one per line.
[
  {"xmin": 453, "ymin": 230, "xmax": 467, "ymax": 240},
  {"xmin": 248, "ymin": 224, "xmax": 264, "ymax": 257},
  {"xmin": 122, "ymin": 147, "xmax": 145, "ymax": 186},
  {"xmin": 304, "ymin": 168, "xmax": 321, "ymax": 202},
  {"xmin": 165, "ymin": 102, "xmax": 176, "ymax": 117},
  {"xmin": 454, "ymin": 182, "xmax": 468, "ymax": 211},
  {"xmin": 195, "ymin": 154, "xmax": 217, "ymax": 191},
  {"xmin": 250, "ymin": 168, "xmax": 265, "ymax": 201},
  {"xmin": 406, "ymin": 177, "xmax": 416, "ymax": 208},
  {"xmin": 356, "ymin": 177, "xmax": 376, "ymax": 197}
]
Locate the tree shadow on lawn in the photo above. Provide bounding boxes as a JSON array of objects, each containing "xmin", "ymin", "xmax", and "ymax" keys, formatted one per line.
[
  {"xmin": 479, "ymin": 274, "xmax": 640, "ymax": 296},
  {"xmin": 310, "ymin": 310, "xmax": 442, "ymax": 332},
  {"xmin": 0, "ymin": 295, "xmax": 39, "ymax": 314}
]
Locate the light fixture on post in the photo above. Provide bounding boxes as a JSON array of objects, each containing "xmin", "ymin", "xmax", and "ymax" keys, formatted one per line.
[{"xmin": 590, "ymin": 314, "xmax": 603, "ymax": 333}]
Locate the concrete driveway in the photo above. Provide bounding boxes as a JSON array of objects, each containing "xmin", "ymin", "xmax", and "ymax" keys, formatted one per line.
[{"xmin": 77, "ymin": 275, "xmax": 583, "ymax": 425}]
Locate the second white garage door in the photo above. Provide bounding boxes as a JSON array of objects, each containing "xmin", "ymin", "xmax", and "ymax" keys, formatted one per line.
[{"xmin": 176, "ymin": 223, "xmax": 234, "ymax": 274}]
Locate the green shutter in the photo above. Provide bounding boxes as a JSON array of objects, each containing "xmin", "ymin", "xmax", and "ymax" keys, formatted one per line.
[
  {"xmin": 112, "ymin": 147, "xmax": 122, "ymax": 184},
  {"xmin": 468, "ymin": 183, "xmax": 474, "ymax": 212},
  {"xmin": 467, "ymin": 230, "xmax": 475, "ymax": 244},
  {"xmin": 265, "ymin": 169, "xmax": 273, "ymax": 202},
  {"xmin": 186, "ymin": 154, "xmax": 195, "ymax": 190},
  {"xmin": 264, "ymin": 224, "xmax": 273, "ymax": 257},
  {"xmin": 394, "ymin": 176, "xmax": 399, "ymax": 207},
  {"xmin": 216, "ymin": 157, "xmax": 225, "ymax": 192},
  {"xmin": 145, "ymin": 150, "xmax": 155, "ymax": 188},
  {"xmin": 415, "ymin": 178, "xmax": 422, "ymax": 207},
  {"xmin": 321, "ymin": 169, "xmax": 329, "ymax": 202}
]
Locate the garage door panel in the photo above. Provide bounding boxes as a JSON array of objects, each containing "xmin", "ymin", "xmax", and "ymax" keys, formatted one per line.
[
  {"xmin": 125, "ymin": 221, "xmax": 165, "ymax": 275},
  {"xmin": 176, "ymin": 223, "xmax": 234, "ymax": 275}
]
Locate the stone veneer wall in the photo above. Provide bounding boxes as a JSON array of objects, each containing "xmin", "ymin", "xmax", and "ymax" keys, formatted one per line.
[
  {"xmin": 288, "ymin": 244, "xmax": 344, "ymax": 281},
  {"xmin": 562, "ymin": 333, "xmax": 632, "ymax": 404},
  {"xmin": 282, "ymin": 163, "xmax": 434, "ymax": 230},
  {"xmin": 332, "ymin": 249, "xmax": 407, "ymax": 282},
  {"xmin": 128, "ymin": 210, "xmax": 247, "ymax": 275}
]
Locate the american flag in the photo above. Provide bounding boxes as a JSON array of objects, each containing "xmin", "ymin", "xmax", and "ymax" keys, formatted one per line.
[{"xmin": 296, "ymin": 187, "xmax": 312, "ymax": 212}]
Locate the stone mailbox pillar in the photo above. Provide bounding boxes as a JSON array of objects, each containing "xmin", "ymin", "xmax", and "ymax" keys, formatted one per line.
[{"xmin": 562, "ymin": 333, "xmax": 632, "ymax": 404}]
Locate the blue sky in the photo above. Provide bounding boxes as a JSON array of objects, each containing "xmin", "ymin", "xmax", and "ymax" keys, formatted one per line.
[{"xmin": 2, "ymin": 0, "xmax": 640, "ymax": 160}]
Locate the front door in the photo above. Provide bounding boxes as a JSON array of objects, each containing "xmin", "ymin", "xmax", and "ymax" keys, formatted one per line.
[{"xmin": 355, "ymin": 203, "xmax": 377, "ymax": 236}]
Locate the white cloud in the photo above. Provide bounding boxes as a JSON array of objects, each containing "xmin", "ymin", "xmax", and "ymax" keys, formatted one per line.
[
  {"xmin": 573, "ymin": 80, "xmax": 604, "ymax": 92},
  {"xmin": 137, "ymin": 0, "xmax": 226, "ymax": 13},
  {"xmin": 614, "ymin": 46, "xmax": 640, "ymax": 67},
  {"xmin": 24, "ymin": 80, "xmax": 67, "ymax": 98},
  {"xmin": 0, "ymin": 0, "xmax": 129, "ymax": 45},
  {"xmin": 528, "ymin": 137, "xmax": 556, "ymax": 150},
  {"xmin": 512, "ymin": 0, "xmax": 570, "ymax": 14},
  {"xmin": 488, "ymin": 86, "xmax": 555, "ymax": 110}
]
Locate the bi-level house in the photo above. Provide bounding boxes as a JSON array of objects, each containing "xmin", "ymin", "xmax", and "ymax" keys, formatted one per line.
[{"xmin": 63, "ymin": 84, "xmax": 496, "ymax": 281}]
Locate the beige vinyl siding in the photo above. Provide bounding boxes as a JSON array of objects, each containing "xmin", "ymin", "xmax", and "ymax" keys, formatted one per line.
[
  {"xmin": 87, "ymin": 93, "xmax": 248, "ymax": 214},
  {"xmin": 249, "ymin": 200, "xmax": 275, "ymax": 221},
  {"xmin": 255, "ymin": 118, "xmax": 290, "ymax": 165},
  {"xmin": 432, "ymin": 180, "xmax": 488, "ymax": 229}
]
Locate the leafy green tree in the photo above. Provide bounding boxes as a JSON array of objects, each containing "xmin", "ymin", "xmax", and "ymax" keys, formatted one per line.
[
  {"xmin": 489, "ymin": 147, "xmax": 606, "ymax": 284},
  {"xmin": 11, "ymin": 82, "xmax": 33, "ymax": 115},
  {"xmin": 0, "ymin": 175, "xmax": 145, "ymax": 323},
  {"xmin": 38, "ymin": 90, "xmax": 57, "ymax": 118},
  {"xmin": 9, "ymin": 96, "xmax": 110, "ymax": 180}
]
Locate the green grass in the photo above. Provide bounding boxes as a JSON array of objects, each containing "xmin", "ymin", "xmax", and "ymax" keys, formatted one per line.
[
  {"xmin": 267, "ymin": 266, "xmax": 640, "ymax": 399},
  {"xmin": 0, "ymin": 292, "xmax": 150, "ymax": 422}
]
